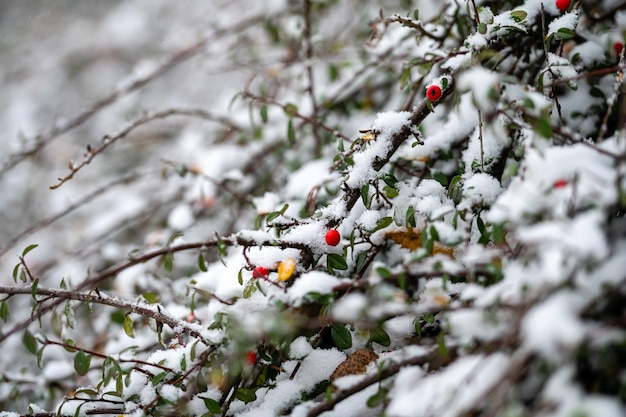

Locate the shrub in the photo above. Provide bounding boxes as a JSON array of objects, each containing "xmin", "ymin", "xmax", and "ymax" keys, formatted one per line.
[{"xmin": 1, "ymin": 1, "xmax": 625, "ymax": 416}]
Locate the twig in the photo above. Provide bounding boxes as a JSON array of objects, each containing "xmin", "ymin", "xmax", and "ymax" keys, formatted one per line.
[
  {"xmin": 0, "ymin": 285, "xmax": 207, "ymax": 342},
  {"xmin": 0, "ymin": 171, "xmax": 148, "ymax": 258},
  {"xmin": 331, "ymin": 78, "xmax": 455, "ymax": 227},
  {"xmin": 50, "ymin": 108, "xmax": 242, "ymax": 189}
]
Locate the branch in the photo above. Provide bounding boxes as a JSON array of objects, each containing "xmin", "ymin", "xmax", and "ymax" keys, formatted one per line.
[
  {"xmin": 0, "ymin": 285, "xmax": 207, "ymax": 342},
  {"xmin": 0, "ymin": 235, "xmax": 310, "ymax": 344},
  {"xmin": 50, "ymin": 108, "xmax": 243, "ymax": 190},
  {"xmin": 334, "ymin": 79, "xmax": 455, "ymax": 226},
  {"xmin": 0, "ymin": 171, "xmax": 148, "ymax": 258}
]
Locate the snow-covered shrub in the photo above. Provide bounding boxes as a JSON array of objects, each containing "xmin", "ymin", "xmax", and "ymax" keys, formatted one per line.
[{"xmin": 1, "ymin": 0, "xmax": 625, "ymax": 416}]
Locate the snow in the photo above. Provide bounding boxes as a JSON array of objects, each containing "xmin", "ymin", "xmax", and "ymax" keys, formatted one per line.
[
  {"xmin": 346, "ymin": 111, "xmax": 412, "ymax": 189},
  {"xmin": 522, "ymin": 291, "xmax": 586, "ymax": 361},
  {"xmin": 286, "ymin": 270, "xmax": 347, "ymax": 306},
  {"xmin": 458, "ymin": 173, "xmax": 503, "ymax": 211},
  {"xmin": 167, "ymin": 203, "xmax": 195, "ymax": 230},
  {"xmin": 289, "ymin": 336, "xmax": 313, "ymax": 359},
  {"xmin": 548, "ymin": 11, "xmax": 578, "ymax": 38},
  {"xmin": 332, "ymin": 293, "xmax": 369, "ymax": 322},
  {"xmin": 387, "ymin": 353, "xmax": 510, "ymax": 417},
  {"xmin": 237, "ymin": 348, "xmax": 345, "ymax": 417}
]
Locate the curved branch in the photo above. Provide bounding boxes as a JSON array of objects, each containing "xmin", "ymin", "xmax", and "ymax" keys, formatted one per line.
[{"xmin": 0, "ymin": 285, "xmax": 206, "ymax": 342}]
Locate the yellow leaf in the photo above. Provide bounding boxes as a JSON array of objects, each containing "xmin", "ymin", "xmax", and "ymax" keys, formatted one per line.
[
  {"xmin": 361, "ymin": 132, "xmax": 376, "ymax": 141},
  {"xmin": 278, "ymin": 258, "xmax": 296, "ymax": 281},
  {"xmin": 385, "ymin": 228, "xmax": 455, "ymax": 258},
  {"xmin": 386, "ymin": 228, "xmax": 422, "ymax": 251}
]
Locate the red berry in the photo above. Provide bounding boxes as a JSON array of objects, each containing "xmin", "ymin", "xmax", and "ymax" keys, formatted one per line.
[
  {"xmin": 553, "ymin": 179, "xmax": 568, "ymax": 189},
  {"xmin": 614, "ymin": 41, "xmax": 624, "ymax": 56},
  {"xmin": 252, "ymin": 266, "xmax": 269, "ymax": 279},
  {"xmin": 325, "ymin": 229, "xmax": 341, "ymax": 246},
  {"xmin": 426, "ymin": 85, "xmax": 442, "ymax": 102},
  {"xmin": 245, "ymin": 351, "xmax": 257, "ymax": 365},
  {"xmin": 555, "ymin": 0, "xmax": 570, "ymax": 12}
]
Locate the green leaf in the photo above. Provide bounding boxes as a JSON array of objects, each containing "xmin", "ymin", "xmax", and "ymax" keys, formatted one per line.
[
  {"xmin": 492, "ymin": 224, "xmax": 506, "ymax": 245},
  {"xmin": 123, "ymin": 315, "xmax": 135, "ymax": 338},
  {"xmin": 383, "ymin": 185, "xmax": 398, "ymax": 198},
  {"xmin": 65, "ymin": 301, "xmax": 75, "ymax": 329},
  {"xmin": 238, "ymin": 268, "xmax": 244, "ymax": 286},
  {"xmin": 354, "ymin": 250, "xmax": 369, "ymax": 275},
  {"xmin": 433, "ymin": 171, "xmax": 449, "ymax": 186},
  {"xmin": 331, "ymin": 324, "xmax": 352, "ymax": 350},
  {"xmin": 31, "ymin": 279, "xmax": 39, "ymax": 301},
  {"xmin": 243, "ymin": 278, "xmax": 257, "ymax": 299},
  {"xmin": 74, "ymin": 351, "xmax": 91, "ymax": 376},
  {"xmin": 260, "ymin": 104, "xmax": 268, "ymax": 124},
  {"xmin": 367, "ymin": 388, "xmax": 388, "ymax": 408},
  {"xmin": 376, "ymin": 266, "xmax": 392, "ymax": 279},
  {"xmin": 198, "ymin": 253, "xmax": 208, "ymax": 272},
  {"xmin": 535, "ymin": 116, "xmax": 552, "ymax": 138},
  {"xmin": 369, "ymin": 327, "xmax": 391, "ymax": 347},
  {"xmin": 399, "ymin": 67, "xmax": 411, "ymax": 90},
  {"xmin": 22, "ymin": 244, "xmax": 39, "ymax": 257},
  {"xmin": 414, "ymin": 317, "xmax": 422, "ymax": 337},
  {"xmin": 556, "ymin": 27, "xmax": 575, "ymax": 40},
  {"xmin": 510, "ymin": 10, "xmax": 527, "ymax": 22},
  {"xmin": 12, "ymin": 263, "xmax": 20, "ymax": 283},
  {"xmin": 152, "ymin": 371, "xmax": 168, "ymax": 386},
  {"xmin": 235, "ymin": 388, "xmax": 257, "ymax": 404},
  {"xmin": 203, "ymin": 398, "xmax": 222, "ymax": 414},
  {"xmin": 287, "ymin": 119, "xmax": 295, "ymax": 144},
  {"xmin": 413, "ymin": 9, "xmax": 419, "ymax": 20},
  {"xmin": 360, "ymin": 183, "xmax": 370, "ymax": 208},
  {"xmin": 327, "ymin": 253, "xmax": 348, "ymax": 271},
  {"xmin": 373, "ymin": 216, "xmax": 393, "ymax": 232},
  {"xmin": 406, "ymin": 206, "xmax": 416, "ymax": 227},
  {"xmin": 283, "ymin": 103, "xmax": 298, "ymax": 118},
  {"xmin": 143, "ymin": 292, "xmax": 159, "ymax": 304},
  {"xmin": 0, "ymin": 301, "xmax": 9, "ymax": 323},
  {"xmin": 163, "ymin": 253, "xmax": 174, "ymax": 272},
  {"xmin": 23, "ymin": 330, "xmax": 38, "ymax": 355},
  {"xmin": 64, "ymin": 339, "xmax": 77, "ymax": 352}
]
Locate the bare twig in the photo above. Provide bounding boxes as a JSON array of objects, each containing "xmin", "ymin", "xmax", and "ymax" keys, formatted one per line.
[
  {"xmin": 0, "ymin": 285, "xmax": 207, "ymax": 342},
  {"xmin": 0, "ymin": 171, "xmax": 148, "ymax": 258},
  {"xmin": 50, "ymin": 108, "xmax": 242, "ymax": 189}
]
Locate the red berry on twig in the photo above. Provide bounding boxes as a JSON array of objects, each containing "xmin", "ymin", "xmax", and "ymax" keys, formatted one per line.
[
  {"xmin": 325, "ymin": 229, "xmax": 341, "ymax": 246},
  {"xmin": 245, "ymin": 351, "xmax": 257, "ymax": 365},
  {"xmin": 614, "ymin": 41, "xmax": 624, "ymax": 56},
  {"xmin": 426, "ymin": 85, "xmax": 442, "ymax": 102},
  {"xmin": 553, "ymin": 179, "xmax": 568, "ymax": 189},
  {"xmin": 555, "ymin": 0, "xmax": 570, "ymax": 12},
  {"xmin": 252, "ymin": 266, "xmax": 269, "ymax": 279}
]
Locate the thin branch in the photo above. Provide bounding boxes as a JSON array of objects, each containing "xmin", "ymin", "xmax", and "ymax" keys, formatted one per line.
[
  {"xmin": 0, "ymin": 171, "xmax": 148, "ymax": 258},
  {"xmin": 332, "ymin": 78, "xmax": 455, "ymax": 227},
  {"xmin": 50, "ymin": 108, "xmax": 242, "ymax": 190},
  {"xmin": 0, "ymin": 285, "xmax": 207, "ymax": 342}
]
